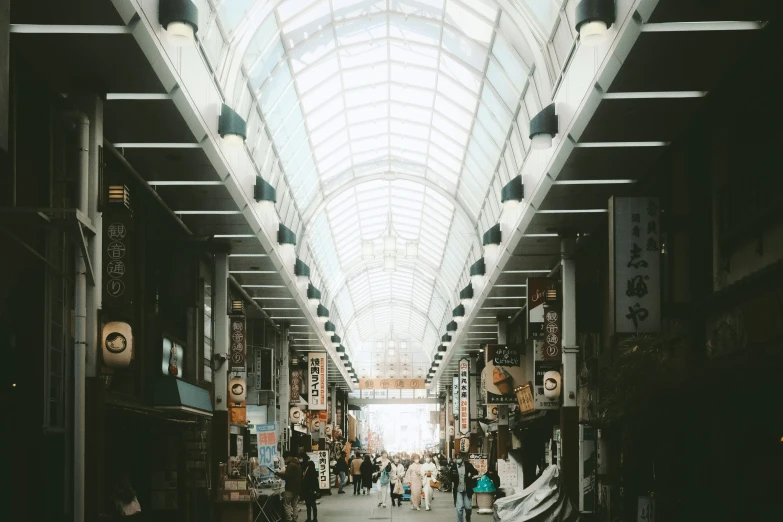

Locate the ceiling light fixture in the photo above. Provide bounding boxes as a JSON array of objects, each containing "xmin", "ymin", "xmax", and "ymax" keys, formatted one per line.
[
  {"xmin": 253, "ymin": 175, "xmax": 278, "ymax": 236},
  {"xmin": 294, "ymin": 258, "xmax": 310, "ymax": 289},
  {"xmin": 277, "ymin": 223, "xmax": 296, "ymax": 271},
  {"xmin": 307, "ymin": 284, "xmax": 321, "ymax": 306},
  {"xmin": 460, "ymin": 284, "xmax": 474, "ymax": 307},
  {"xmin": 159, "ymin": 0, "xmax": 198, "ymax": 46},
  {"xmin": 441, "ymin": 334, "xmax": 452, "ymax": 347},
  {"xmin": 575, "ymin": 0, "xmax": 615, "ymax": 47},
  {"xmin": 331, "ymin": 334, "xmax": 341, "ymax": 348},
  {"xmin": 453, "ymin": 304, "xmax": 466, "ymax": 324},
  {"xmin": 470, "ymin": 258, "xmax": 486, "ymax": 289},
  {"xmin": 530, "ymin": 103, "xmax": 558, "ymax": 150},
  {"xmin": 218, "ymin": 104, "xmax": 247, "ymax": 146},
  {"xmin": 446, "ymin": 321, "xmax": 458, "ymax": 332},
  {"xmin": 483, "ymin": 223, "xmax": 502, "ymax": 268},
  {"xmin": 324, "ymin": 321, "xmax": 336, "ymax": 333},
  {"xmin": 316, "ymin": 304, "xmax": 329, "ymax": 324}
]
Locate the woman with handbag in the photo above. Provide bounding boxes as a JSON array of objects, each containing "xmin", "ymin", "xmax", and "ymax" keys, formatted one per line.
[
  {"xmin": 420, "ymin": 454, "xmax": 439, "ymax": 511},
  {"xmin": 405, "ymin": 454, "xmax": 424, "ymax": 510},
  {"xmin": 389, "ymin": 455, "xmax": 406, "ymax": 507}
]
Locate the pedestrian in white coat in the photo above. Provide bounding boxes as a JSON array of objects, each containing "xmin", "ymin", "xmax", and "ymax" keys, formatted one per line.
[
  {"xmin": 420, "ymin": 454, "xmax": 439, "ymax": 511},
  {"xmin": 389, "ymin": 455, "xmax": 406, "ymax": 507}
]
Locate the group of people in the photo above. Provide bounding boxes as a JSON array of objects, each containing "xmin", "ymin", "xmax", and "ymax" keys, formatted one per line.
[
  {"xmin": 276, "ymin": 449, "xmax": 481, "ymax": 522},
  {"xmin": 350, "ymin": 451, "xmax": 440, "ymax": 510}
]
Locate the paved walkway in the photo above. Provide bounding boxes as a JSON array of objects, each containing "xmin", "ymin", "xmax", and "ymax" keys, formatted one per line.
[{"xmin": 310, "ymin": 486, "xmax": 475, "ymax": 522}]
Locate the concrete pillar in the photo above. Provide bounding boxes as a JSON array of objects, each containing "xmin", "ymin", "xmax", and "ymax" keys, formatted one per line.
[{"xmin": 560, "ymin": 236, "xmax": 579, "ymax": 504}]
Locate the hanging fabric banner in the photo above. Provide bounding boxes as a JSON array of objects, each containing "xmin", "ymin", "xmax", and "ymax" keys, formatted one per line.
[
  {"xmin": 458, "ymin": 358, "xmax": 470, "ymax": 435},
  {"xmin": 308, "ymin": 353, "xmax": 327, "ymax": 410}
]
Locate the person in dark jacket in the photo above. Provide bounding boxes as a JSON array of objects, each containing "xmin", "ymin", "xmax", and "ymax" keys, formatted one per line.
[
  {"xmin": 276, "ymin": 452, "xmax": 302, "ymax": 522},
  {"xmin": 334, "ymin": 451, "xmax": 349, "ymax": 494},
  {"xmin": 449, "ymin": 452, "xmax": 478, "ymax": 522},
  {"xmin": 301, "ymin": 455, "xmax": 319, "ymax": 522},
  {"xmin": 359, "ymin": 454, "xmax": 374, "ymax": 495}
]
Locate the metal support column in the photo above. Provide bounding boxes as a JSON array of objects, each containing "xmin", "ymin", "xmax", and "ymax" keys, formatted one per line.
[
  {"xmin": 560, "ymin": 236, "xmax": 579, "ymax": 504},
  {"xmin": 215, "ymin": 253, "xmax": 229, "ymax": 411},
  {"xmin": 70, "ymin": 111, "xmax": 89, "ymax": 522},
  {"xmin": 279, "ymin": 329, "xmax": 290, "ymax": 451},
  {"xmin": 496, "ymin": 315, "xmax": 510, "ymax": 460}
]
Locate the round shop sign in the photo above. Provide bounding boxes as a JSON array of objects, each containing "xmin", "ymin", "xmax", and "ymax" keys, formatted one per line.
[{"xmin": 104, "ymin": 331, "xmax": 127, "ymax": 354}]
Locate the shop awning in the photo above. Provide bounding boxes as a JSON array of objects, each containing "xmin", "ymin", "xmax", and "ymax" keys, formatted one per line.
[{"xmin": 153, "ymin": 378, "xmax": 213, "ymax": 417}]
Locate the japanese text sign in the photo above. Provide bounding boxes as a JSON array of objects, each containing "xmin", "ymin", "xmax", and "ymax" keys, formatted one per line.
[
  {"xmin": 308, "ymin": 353, "xmax": 327, "ymax": 410},
  {"xmin": 256, "ymin": 423, "xmax": 277, "ymax": 468},
  {"xmin": 527, "ymin": 278, "xmax": 557, "ymax": 339},
  {"xmin": 459, "ymin": 358, "xmax": 470, "ymax": 435},
  {"xmin": 452, "ymin": 376, "xmax": 459, "ymax": 416},
  {"xmin": 229, "ymin": 316, "xmax": 246, "ymax": 370},
  {"xmin": 610, "ymin": 197, "xmax": 661, "ymax": 333},
  {"xmin": 358, "ymin": 378, "xmax": 425, "ymax": 390}
]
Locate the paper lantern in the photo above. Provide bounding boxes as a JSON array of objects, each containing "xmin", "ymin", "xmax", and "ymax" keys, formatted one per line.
[
  {"xmin": 102, "ymin": 321, "xmax": 132, "ymax": 368},
  {"xmin": 543, "ymin": 370, "xmax": 562, "ymax": 399},
  {"xmin": 289, "ymin": 406, "xmax": 303, "ymax": 425},
  {"xmin": 229, "ymin": 375, "xmax": 246, "ymax": 403}
]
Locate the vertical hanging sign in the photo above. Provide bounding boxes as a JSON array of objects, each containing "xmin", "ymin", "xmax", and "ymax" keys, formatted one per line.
[
  {"xmin": 527, "ymin": 278, "xmax": 557, "ymax": 339},
  {"xmin": 610, "ymin": 197, "xmax": 661, "ymax": 333},
  {"xmin": 308, "ymin": 353, "xmax": 327, "ymax": 410},
  {"xmin": 452, "ymin": 376, "xmax": 459, "ymax": 416},
  {"xmin": 103, "ymin": 184, "xmax": 134, "ymax": 319},
  {"xmin": 534, "ymin": 300, "xmax": 562, "ymax": 410},
  {"xmin": 458, "ymin": 358, "xmax": 470, "ymax": 435},
  {"xmin": 229, "ymin": 316, "xmax": 246, "ymax": 370}
]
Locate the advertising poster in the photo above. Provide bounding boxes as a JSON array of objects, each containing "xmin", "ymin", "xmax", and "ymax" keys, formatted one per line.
[
  {"xmin": 161, "ymin": 335, "xmax": 184, "ymax": 379},
  {"xmin": 481, "ymin": 345, "xmax": 525, "ymax": 404},
  {"xmin": 308, "ymin": 353, "xmax": 327, "ymax": 410},
  {"xmin": 256, "ymin": 423, "xmax": 277, "ymax": 469},
  {"xmin": 458, "ymin": 359, "xmax": 470, "ymax": 435},
  {"xmin": 469, "ymin": 453, "xmax": 488, "ymax": 476}
]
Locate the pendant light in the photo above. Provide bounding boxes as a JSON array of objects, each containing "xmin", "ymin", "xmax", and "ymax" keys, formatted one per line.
[
  {"xmin": 483, "ymin": 223, "xmax": 502, "ymax": 268},
  {"xmin": 307, "ymin": 284, "xmax": 321, "ymax": 306},
  {"xmin": 384, "ymin": 254, "xmax": 397, "ymax": 272},
  {"xmin": 575, "ymin": 0, "xmax": 615, "ymax": 47},
  {"xmin": 406, "ymin": 241, "xmax": 419, "ymax": 259},
  {"xmin": 441, "ymin": 334, "xmax": 452, "ymax": 347},
  {"xmin": 529, "ymin": 103, "xmax": 558, "ymax": 150},
  {"xmin": 294, "ymin": 258, "xmax": 310, "ymax": 289},
  {"xmin": 277, "ymin": 223, "xmax": 296, "ymax": 272},
  {"xmin": 459, "ymin": 284, "xmax": 474, "ymax": 307},
  {"xmin": 501, "ymin": 176, "xmax": 523, "ymax": 231},
  {"xmin": 362, "ymin": 240, "xmax": 375, "ymax": 260},
  {"xmin": 159, "ymin": 0, "xmax": 199, "ymax": 46},
  {"xmin": 470, "ymin": 258, "xmax": 486, "ymax": 289},
  {"xmin": 254, "ymin": 175, "xmax": 278, "ymax": 237},
  {"xmin": 228, "ymin": 374, "xmax": 246, "ymax": 403},
  {"xmin": 387, "ymin": 339, "xmax": 396, "ymax": 356},
  {"xmin": 453, "ymin": 304, "xmax": 466, "ymax": 324},
  {"xmin": 316, "ymin": 304, "xmax": 329, "ymax": 323},
  {"xmin": 218, "ymin": 104, "xmax": 247, "ymax": 147}
]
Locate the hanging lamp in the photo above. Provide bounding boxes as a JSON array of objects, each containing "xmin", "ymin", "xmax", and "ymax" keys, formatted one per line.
[
  {"xmin": 277, "ymin": 223, "xmax": 296, "ymax": 272},
  {"xmin": 294, "ymin": 258, "xmax": 310, "ymax": 289},
  {"xmin": 254, "ymin": 175, "xmax": 278, "ymax": 237},
  {"xmin": 446, "ymin": 321, "xmax": 458, "ymax": 332},
  {"xmin": 529, "ymin": 103, "xmax": 558, "ymax": 150},
  {"xmin": 483, "ymin": 223, "xmax": 502, "ymax": 268},
  {"xmin": 331, "ymin": 334, "xmax": 341, "ymax": 348},
  {"xmin": 441, "ymin": 334, "xmax": 452, "ymax": 347},
  {"xmin": 470, "ymin": 258, "xmax": 486, "ymax": 288},
  {"xmin": 324, "ymin": 321, "xmax": 336, "ymax": 333},
  {"xmin": 316, "ymin": 304, "xmax": 329, "ymax": 323},
  {"xmin": 159, "ymin": 0, "xmax": 198, "ymax": 46},
  {"xmin": 453, "ymin": 304, "xmax": 466, "ymax": 324},
  {"xmin": 307, "ymin": 284, "xmax": 321, "ymax": 306},
  {"xmin": 459, "ymin": 284, "xmax": 474, "ymax": 307},
  {"xmin": 575, "ymin": 0, "xmax": 615, "ymax": 46}
]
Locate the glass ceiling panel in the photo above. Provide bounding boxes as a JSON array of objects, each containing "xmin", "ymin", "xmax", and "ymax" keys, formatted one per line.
[{"xmin": 212, "ymin": 0, "xmax": 556, "ymax": 355}]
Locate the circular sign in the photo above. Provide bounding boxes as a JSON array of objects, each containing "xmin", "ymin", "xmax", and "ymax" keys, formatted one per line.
[
  {"xmin": 104, "ymin": 332, "xmax": 127, "ymax": 354},
  {"xmin": 232, "ymin": 331, "xmax": 244, "ymax": 342},
  {"xmin": 380, "ymin": 380, "xmax": 390, "ymax": 389},
  {"xmin": 312, "ymin": 419, "xmax": 322, "ymax": 431},
  {"xmin": 106, "ymin": 260, "xmax": 126, "ymax": 279},
  {"xmin": 107, "ymin": 222, "xmax": 127, "ymax": 240},
  {"xmin": 231, "ymin": 353, "xmax": 243, "ymax": 364},
  {"xmin": 107, "ymin": 241, "xmax": 126, "ymax": 259},
  {"xmin": 232, "ymin": 322, "xmax": 243, "ymax": 331},
  {"xmin": 395, "ymin": 379, "xmax": 405, "ymax": 389},
  {"xmin": 106, "ymin": 279, "xmax": 126, "ymax": 297},
  {"xmin": 365, "ymin": 380, "xmax": 374, "ymax": 389}
]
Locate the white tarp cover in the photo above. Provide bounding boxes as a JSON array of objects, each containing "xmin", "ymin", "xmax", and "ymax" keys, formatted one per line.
[{"xmin": 493, "ymin": 466, "xmax": 578, "ymax": 522}]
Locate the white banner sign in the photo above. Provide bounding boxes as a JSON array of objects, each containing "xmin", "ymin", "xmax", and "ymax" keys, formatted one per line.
[
  {"xmin": 458, "ymin": 358, "xmax": 470, "ymax": 435},
  {"xmin": 308, "ymin": 353, "xmax": 327, "ymax": 410},
  {"xmin": 256, "ymin": 423, "xmax": 277, "ymax": 469},
  {"xmin": 308, "ymin": 450, "xmax": 330, "ymax": 490},
  {"xmin": 611, "ymin": 197, "xmax": 661, "ymax": 333},
  {"xmin": 452, "ymin": 376, "xmax": 459, "ymax": 416}
]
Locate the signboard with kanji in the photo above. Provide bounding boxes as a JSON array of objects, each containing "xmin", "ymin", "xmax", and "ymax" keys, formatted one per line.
[
  {"xmin": 469, "ymin": 453, "xmax": 488, "ymax": 476},
  {"xmin": 307, "ymin": 451, "xmax": 330, "ymax": 490},
  {"xmin": 308, "ymin": 353, "xmax": 327, "ymax": 410},
  {"xmin": 229, "ymin": 316, "xmax": 246, "ymax": 370},
  {"xmin": 610, "ymin": 197, "xmax": 661, "ymax": 333},
  {"xmin": 527, "ymin": 278, "xmax": 557, "ymax": 339},
  {"xmin": 256, "ymin": 423, "xmax": 277, "ymax": 469},
  {"xmin": 458, "ymin": 358, "xmax": 470, "ymax": 435},
  {"xmin": 358, "ymin": 378, "xmax": 425, "ymax": 390}
]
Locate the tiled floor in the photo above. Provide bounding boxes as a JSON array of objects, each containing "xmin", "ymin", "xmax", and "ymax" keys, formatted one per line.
[{"xmin": 309, "ymin": 485, "xmax": 476, "ymax": 522}]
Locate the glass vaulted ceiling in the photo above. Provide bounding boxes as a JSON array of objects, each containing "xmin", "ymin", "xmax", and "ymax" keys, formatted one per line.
[{"xmin": 208, "ymin": 0, "xmax": 558, "ymax": 360}]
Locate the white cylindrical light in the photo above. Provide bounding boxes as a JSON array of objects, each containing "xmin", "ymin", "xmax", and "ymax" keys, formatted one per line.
[
  {"xmin": 166, "ymin": 21, "xmax": 194, "ymax": 45},
  {"xmin": 471, "ymin": 273, "xmax": 485, "ymax": 289},
  {"xmin": 405, "ymin": 241, "xmax": 418, "ymax": 259},
  {"xmin": 383, "ymin": 234, "xmax": 396, "ymax": 253},
  {"xmin": 384, "ymin": 254, "xmax": 396, "ymax": 272},
  {"xmin": 279, "ymin": 244, "xmax": 296, "ymax": 273},
  {"xmin": 259, "ymin": 201, "xmax": 279, "ymax": 238},
  {"xmin": 580, "ymin": 20, "xmax": 608, "ymax": 46},
  {"xmin": 362, "ymin": 240, "xmax": 375, "ymax": 259},
  {"xmin": 221, "ymin": 132, "xmax": 244, "ymax": 147},
  {"xmin": 531, "ymin": 133, "xmax": 553, "ymax": 150},
  {"xmin": 484, "ymin": 243, "xmax": 500, "ymax": 269}
]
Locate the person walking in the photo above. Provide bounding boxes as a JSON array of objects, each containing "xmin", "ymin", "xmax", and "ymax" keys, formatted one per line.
[
  {"xmin": 335, "ymin": 451, "xmax": 349, "ymax": 494},
  {"xmin": 351, "ymin": 453, "xmax": 364, "ymax": 495},
  {"xmin": 301, "ymin": 455, "xmax": 320, "ymax": 522},
  {"xmin": 389, "ymin": 454, "xmax": 406, "ymax": 507},
  {"xmin": 376, "ymin": 451, "xmax": 392, "ymax": 507},
  {"xmin": 449, "ymin": 452, "xmax": 478, "ymax": 522},
  {"xmin": 276, "ymin": 452, "xmax": 302, "ymax": 522},
  {"xmin": 420, "ymin": 454, "xmax": 438, "ymax": 511},
  {"xmin": 360, "ymin": 454, "xmax": 374, "ymax": 496},
  {"xmin": 405, "ymin": 454, "xmax": 423, "ymax": 511}
]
